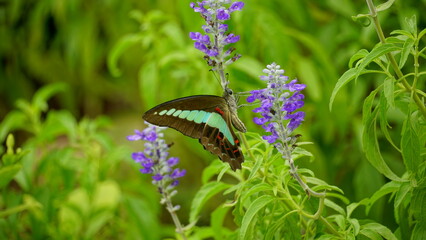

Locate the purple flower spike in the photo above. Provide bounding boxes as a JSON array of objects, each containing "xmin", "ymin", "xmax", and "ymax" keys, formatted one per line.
[
  {"xmin": 127, "ymin": 123, "xmax": 186, "ymax": 190},
  {"xmin": 247, "ymin": 63, "xmax": 306, "ymax": 144},
  {"xmin": 189, "ymin": 0, "xmax": 244, "ymax": 67}
]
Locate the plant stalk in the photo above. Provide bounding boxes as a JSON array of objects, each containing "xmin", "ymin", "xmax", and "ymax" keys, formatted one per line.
[{"xmin": 366, "ymin": 0, "xmax": 426, "ymax": 118}]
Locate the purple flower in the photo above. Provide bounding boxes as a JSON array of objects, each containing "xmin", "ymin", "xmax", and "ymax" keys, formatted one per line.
[
  {"xmin": 247, "ymin": 63, "xmax": 306, "ymax": 144},
  {"xmin": 189, "ymin": 0, "xmax": 244, "ymax": 68},
  {"xmin": 224, "ymin": 34, "xmax": 240, "ymax": 44},
  {"xmin": 127, "ymin": 123, "xmax": 186, "ymax": 190},
  {"xmin": 229, "ymin": 2, "xmax": 244, "ymax": 12},
  {"xmin": 152, "ymin": 173, "xmax": 164, "ymax": 181},
  {"xmin": 217, "ymin": 8, "xmax": 230, "ymax": 20},
  {"xmin": 167, "ymin": 157, "xmax": 179, "ymax": 167},
  {"xmin": 171, "ymin": 169, "xmax": 187, "ymax": 179}
]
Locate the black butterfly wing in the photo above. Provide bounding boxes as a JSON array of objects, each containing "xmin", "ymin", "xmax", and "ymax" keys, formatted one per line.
[
  {"xmin": 142, "ymin": 95, "xmax": 244, "ymax": 170},
  {"xmin": 199, "ymin": 111, "xmax": 243, "ymax": 171}
]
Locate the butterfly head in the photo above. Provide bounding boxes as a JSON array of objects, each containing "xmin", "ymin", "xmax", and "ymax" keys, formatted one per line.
[{"xmin": 223, "ymin": 87, "xmax": 247, "ymax": 133}]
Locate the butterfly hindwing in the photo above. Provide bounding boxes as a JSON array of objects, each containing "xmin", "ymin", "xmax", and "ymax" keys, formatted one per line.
[{"xmin": 142, "ymin": 95, "xmax": 244, "ymax": 170}]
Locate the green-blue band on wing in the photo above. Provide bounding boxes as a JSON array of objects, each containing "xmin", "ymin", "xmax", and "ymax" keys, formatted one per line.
[
  {"xmin": 194, "ymin": 111, "xmax": 207, "ymax": 124},
  {"xmin": 178, "ymin": 110, "xmax": 190, "ymax": 118},
  {"xmin": 186, "ymin": 110, "xmax": 199, "ymax": 121},
  {"xmin": 206, "ymin": 112, "xmax": 234, "ymax": 145},
  {"xmin": 173, "ymin": 110, "xmax": 182, "ymax": 116},
  {"xmin": 166, "ymin": 108, "xmax": 176, "ymax": 115}
]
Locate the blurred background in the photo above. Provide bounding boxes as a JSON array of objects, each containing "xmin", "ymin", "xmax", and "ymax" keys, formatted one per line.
[{"xmin": 1, "ymin": 0, "xmax": 425, "ymax": 239}]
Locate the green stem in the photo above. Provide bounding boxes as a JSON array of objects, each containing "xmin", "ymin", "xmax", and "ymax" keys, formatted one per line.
[
  {"xmin": 365, "ymin": 0, "xmax": 426, "ymax": 118},
  {"xmin": 164, "ymin": 192, "xmax": 187, "ymax": 240},
  {"xmin": 0, "ymin": 203, "xmax": 33, "ymax": 218}
]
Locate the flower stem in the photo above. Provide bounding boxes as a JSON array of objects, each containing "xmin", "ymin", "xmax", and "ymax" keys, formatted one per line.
[
  {"xmin": 365, "ymin": 0, "xmax": 426, "ymax": 119},
  {"xmin": 275, "ymin": 102, "xmax": 325, "ymax": 198},
  {"xmin": 164, "ymin": 192, "xmax": 187, "ymax": 240}
]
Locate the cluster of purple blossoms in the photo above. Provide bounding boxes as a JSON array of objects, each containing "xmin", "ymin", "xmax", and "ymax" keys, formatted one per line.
[
  {"xmin": 189, "ymin": 0, "xmax": 244, "ymax": 67},
  {"xmin": 247, "ymin": 63, "xmax": 306, "ymax": 144},
  {"xmin": 127, "ymin": 124, "xmax": 186, "ymax": 190}
]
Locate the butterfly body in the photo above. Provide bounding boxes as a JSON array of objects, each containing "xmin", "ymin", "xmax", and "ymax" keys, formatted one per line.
[{"xmin": 143, "ymin": 89, "xmax": 246, "ymax": 170}]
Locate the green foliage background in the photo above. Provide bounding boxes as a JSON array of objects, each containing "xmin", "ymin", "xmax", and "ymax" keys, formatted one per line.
[{"xmin": 1, "ymin": 0, "xmax": 425, "ymax": 239}]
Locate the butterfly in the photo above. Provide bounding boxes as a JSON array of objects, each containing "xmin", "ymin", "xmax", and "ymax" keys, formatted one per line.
[{"xmin": 142, "ymin": 88, "xmax": 246, "ymax": 171}]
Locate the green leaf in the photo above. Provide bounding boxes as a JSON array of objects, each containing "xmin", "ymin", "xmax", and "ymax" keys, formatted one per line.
[
  {"xmin": 211, "ymin": 205, "xmax": 231, "ymax": 240},
  {"xmin": 33, "ymin": 82, "xmax": 68, "ymax": 112},
  {"xmin": 247, "ymin": 155, "xmax": 264, "ymax": 181},
  {"xmin": 93, "ymin": 181, "xmax": 121, "ymax": 210},
  {"xmin": 359, "ymin": 228, "xmax": 383, "ymax": 240},
  {"xmin": 329, "ymin": 68, "xmax": 357, "ymax": 111},
  {"xmin": 401, "ymin": 114, "xmax": 421, "ymax": 173},
  {"xmin": 394, "ymin": 181, "xmax": 411, "ymax": 210},
  {"xmin": 190, "ymin": 182, "xmax": 231, "ymax": 223},
  {"xmin": 346, "ymin": 198, "xmax": 370, "ymax": 217},
  {"xmin": 390, "ymin": 30, "xmax": 414, "ymax": 39},
  {"xmin": 349, "ymin": 218, "xmax": 360, "ymax": 236},
  {"xmin": 238, "ymin": 195, "xmax": 274, "ymax": 240},
  {"xmin": 411, "ymin": 185, "xmax": 426, "ymax": 221},
  {"xmin": 412, "ymin": 216, "xmax": 426, "ymax": 240},
  {"xmin": 360, "ymin": 223, "xmax": 397, "ymax": 240},
  {"xmin": 378, "ymin": 94, "xmax": 400, "ymax": 151},
  {"xmin": 240, "ymin": 182, "xmax": 273, "ymax": 207},
  {"xmin": 324, "ymin": 199, "xmax": 345, "ymax": 215},
  {"xmin": 349, "ymin": 49, "xmax": 369, "ymax": 68},
  {"xmin": 383, "ymin": 77, "xmax": 395, "ymax": 108},
  {"xmin": 362, "ymin": 88, "xmax": 402, "ymax": 181},
  {"xmin": 201, "ymin": 161, "xmax": 223, "ymax": 184},
  {"xmin": 0, "ymin": 164, "xmax": 22, "ymax": 189},
  {"xmin": 376, "ymin": 0, "xmax": 396, "ymax": 12},
  {"xmin": 418, "ymin": 28, "xmax": 426, "ymax": 42},
  {"xmin": 0, "ymin": 111, "xmax": 27, "ymax": 141},
  {"xmin": 366, "ymin": 181, "xmax": 400, "ymax": 213},
  {"xmin": 108, "ymin": 34, "xmax": 143, "ymax": 77},
  {"xmin": 399, "ymin": 37, "xmax": 414, "ymax": 68},
  {"xmin": 355, "ymin": 43, "xmax": 400, "ymax": 79},
  {"xmin": 405, "ymin": 15, "xmax": 417, "ymax": 35}
]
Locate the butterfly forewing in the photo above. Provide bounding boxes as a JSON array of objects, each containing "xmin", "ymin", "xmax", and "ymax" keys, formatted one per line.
[{"xmin": 142, "ymin": 95, "xmax": 244, "ymax": 170}]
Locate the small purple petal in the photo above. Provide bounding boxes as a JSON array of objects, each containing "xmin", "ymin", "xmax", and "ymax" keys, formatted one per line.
[
  {"xmin": 206, "ymin": 49, "xmax": 219, "ymax": 57},
  {"xmin": 194, "ymin": 42, "xmax": 208, "ymax": 52},
  {"xmin": 140, "ymin": 168, "xmax": 153, "ymax": 174},
  {"xmin": 167, "ymin": 157, "xmax": 179, "ymax": 167},
  {"xmin": 218, "ymin": 24, "xmax": 228, "ymax": 33},
  {"xmin": 263, "ymin": 134, "xmax": 278, "ymax": 144},
  {"xmin": 253, "ymin": 117, "xmax": 268, "ymax": 125},
  {"xmin": 152, "ymin": 173, "xmax": 163, "ymax": 181},
  {"xmin": 217, "ymin": 8, "xmax": 230, "ymax": 20},
  {"xmin": 229, "ymin": 2, "xmax": 244, "ymax": 12},
  {"xmin": 171, "ymin": 168, "xmax": 186, "ymax": 179},
  {"xmin": 246, "ymin": 95, "xmax": 256, "ymax": 103},
  {"xmin": 171, "ymin": 180, "xmax": 179, "ymax": 186},
  {"xmin": 132, "ymin": 152, "xmax": 149, "ymax": 162},
  {"xmin": 224, "ymin": 34, "xmax": 240, "ymax": 44}
]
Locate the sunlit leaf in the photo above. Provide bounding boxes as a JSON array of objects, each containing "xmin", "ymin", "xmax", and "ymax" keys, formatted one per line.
[
  {"xmin": 401, "ymin": 113, "xmax": 421, "ymax": 173},
  {"xmin": 0, "ymin": 164, "xmax": 22, "ymax": 189},
  {"xmin": 238, "ymin": 195, "xmax": 274, "ymax": 240},
  {"xmin": 108, "ymin": 34, "xmax": 144, "ymax": 77},
  {"xmin": 360, "ymin": 223, "xmax": 397, "ymax": 240},
  {"xmin": 399, "ymin": 38, "xmax": 414, "ymax": 68},
  {"xmin": 329, "ymin": 68, "xmax": 356, "ymax": 111},
  {"xmin": 190, "ymin": 182, "xmax": 231, "ymax": 223},
  {"xmin": 362, "ymin": 88, "xmax": 402, "ymax": 181},
  {"xmin": 355, "ymin": 43, "xmax": 400, "ymax": 80},
  {"xmin": 376, "ymin": 0, "xmax": 396, "ymax": 12},
  {"xmin": 366, "ymin": 181, "xmax": 400, "ymax": 213}
]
